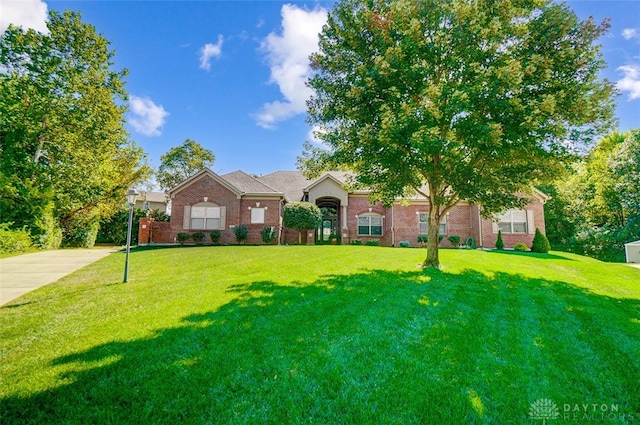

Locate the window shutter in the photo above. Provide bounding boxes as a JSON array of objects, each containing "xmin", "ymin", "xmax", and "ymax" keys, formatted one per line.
[
  {"xmin": 492, "ymin": 221, "xmax": 499, "ymax": 234},
  {"xmin": 183, "ymin": 206, "xmax": 191, "ymax": 230},
  {"xmin": 527, "ymin": 210, "xmax": 535, "ymax": 234},
  {"xmin": 219, "ymin": 206, "xmax": 226, "ymax": 230}
]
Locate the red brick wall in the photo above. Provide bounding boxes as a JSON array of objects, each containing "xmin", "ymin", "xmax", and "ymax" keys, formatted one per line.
[
  {"xmin": 166, "ymin": 174, "xmax": 240, "ymax": 244},
  {"xmin": 239, "ymin": 199, "xmax": 281, "ymax": 245},
  {"xmin": 139, "ymin": 175, "xmax": 548, "ymax": 249},
  {"xmin": 389, "ymin": 203, "xmax": 476, "ymax": 247},
  {"xmin": 480, "ymin": 196, "xmax": 547, "ymax": 249},
  {"xmin": 345, "ymin": 196, "xmax": 389, "ymax": 245}
]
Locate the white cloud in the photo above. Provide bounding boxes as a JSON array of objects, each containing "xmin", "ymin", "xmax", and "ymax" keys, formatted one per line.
[
  {"xmin": 622, "ymin": 28, "xmax": 639, "ymax": 40},
  {"xmin": 307, "ymin": 124, "xmax": 328, "ymax": 146},
  {"xmin": 255, "ymin": 4, "xmax": 327, "ymax": 129},
  {"xmin": 199, "ymin": 35, "xmax": 223, "ymax": 71},
  {"xmin": 617, "ymin": 64, "xmax": 640, "ymax": 100},
  {"xmin": 129, "ymin": 95, "xmax": 169, "ymax": 136},
  {"xmin": 0, "ymin": 0, "xmax": 48, "ymax": 33}
]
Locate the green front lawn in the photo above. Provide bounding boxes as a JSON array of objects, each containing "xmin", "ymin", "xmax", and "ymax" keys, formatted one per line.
[{"xmin": 1, "ymin": 246, "xmax": 639, "ymax": 424}]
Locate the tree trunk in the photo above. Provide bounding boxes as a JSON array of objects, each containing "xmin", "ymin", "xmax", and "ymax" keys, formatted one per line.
[{"xmin": 422, "ymin": 210, "xmax": 442, "ymax": 268}]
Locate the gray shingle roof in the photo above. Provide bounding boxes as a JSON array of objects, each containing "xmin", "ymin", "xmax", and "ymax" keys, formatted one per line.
[
  {"xmin": 258, "ymin": 171, "xmax": 311, "ymax": 202},
  {"xmin": 220, "ymin": 170, "xmax": 280, "ymax": 194}
]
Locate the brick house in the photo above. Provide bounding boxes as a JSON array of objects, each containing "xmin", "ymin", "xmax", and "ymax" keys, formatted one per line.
[{"xmin": 138, "ymin": 168, "xmax": 550, "ymax": 248}]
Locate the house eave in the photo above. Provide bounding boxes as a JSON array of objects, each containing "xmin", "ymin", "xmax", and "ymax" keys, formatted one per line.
[{"xmin": 168, "ymin": 168, "xmax": 243, "ymax": 198}]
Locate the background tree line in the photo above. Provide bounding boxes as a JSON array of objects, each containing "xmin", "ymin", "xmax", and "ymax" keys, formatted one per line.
[
  {"xmin": 543, "ymin": 129, "xmax": 640, "ymax": 262},
  {"xmin": 1, "ymin": 11, "xmax": 150, "ymax": 250}
]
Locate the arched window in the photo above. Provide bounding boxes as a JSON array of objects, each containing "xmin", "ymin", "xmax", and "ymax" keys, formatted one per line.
[{"xmin": 357, "ymin": 213, "xmax": 383, "ymax": 236}]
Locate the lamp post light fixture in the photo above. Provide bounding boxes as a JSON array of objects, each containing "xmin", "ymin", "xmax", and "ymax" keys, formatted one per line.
[{"xmin": 123, "ymin": 188, "xmax": 139, "ymax": 283}]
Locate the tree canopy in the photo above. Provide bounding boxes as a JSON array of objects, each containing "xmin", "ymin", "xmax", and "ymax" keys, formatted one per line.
[
  {"xmin": 283, "ymin": 202, "xmax": 322, "ymax": 244},
  {"xmin": 156, "ymin": 139, "xmax": 215, "ymax": 190},
  {"xmin": 1, "ymin": 10, "xmax": 150, "ymax": 247},
  {"xmin": 545, "ymin": 129, "xmax": 640, "ymax": 261},
  {"xmin": 301, "ymin": 0, "xmax": 615, "ymax": 267}
]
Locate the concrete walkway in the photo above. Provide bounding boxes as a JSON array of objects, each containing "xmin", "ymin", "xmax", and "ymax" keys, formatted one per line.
[{"xmin": 0, "ymin": 248, "xmax": 118, "ymax": 306}]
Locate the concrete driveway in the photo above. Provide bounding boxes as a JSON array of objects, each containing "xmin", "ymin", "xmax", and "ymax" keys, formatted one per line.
[{"xmin": 0, "ymin": 248, "xmax": 118, "ymax": 306}]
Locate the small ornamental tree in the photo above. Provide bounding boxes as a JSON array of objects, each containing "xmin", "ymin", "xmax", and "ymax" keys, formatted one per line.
[
  {"xmin": 283, "ymin": 202, "xmax": 322, "ymax": 244},
  {"xmin": 531, "ymin": 228, "xmax": 552, "ymax": 253},
  {"xmin": 495, "ymin": 230, "xmax": 505, "ymax": 250}
]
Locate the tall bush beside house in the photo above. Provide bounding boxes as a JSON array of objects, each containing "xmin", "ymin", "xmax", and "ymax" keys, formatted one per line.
[
  {"xmin": 209, "ymin": 230, "xmax": 221, "ymax": 245},
  {"xmin": 233, "ymin": 225, "xmax": 249, "ymax": 244},
  {"xmin": 260, "ymin": 226, "xmax": 276, "ymax": 244},
  {"xmin": 283, "ymin": 202, "xmax": 322, "ymax": 244},
  {"xmin": 531, "ymin": 228, "xmax": 551, "ymax": 253},
  {"xmin": 495, "ymin": 230, "xmax": 505, "ymax": 250}
]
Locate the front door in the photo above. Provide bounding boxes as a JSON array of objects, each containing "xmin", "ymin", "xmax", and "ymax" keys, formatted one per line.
[
  {"xmin": 319, "ymin": 218, "xmax": 337, "ymax": 242},
  {"xmin": 316, "ymin": 203, "xmax": 339, "ymax": 243}
]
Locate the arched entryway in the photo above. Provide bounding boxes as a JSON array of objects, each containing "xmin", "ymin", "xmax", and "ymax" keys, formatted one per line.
[{"xmin": 316, "ymin": 197, "xmax": 340, "ymax": 243}]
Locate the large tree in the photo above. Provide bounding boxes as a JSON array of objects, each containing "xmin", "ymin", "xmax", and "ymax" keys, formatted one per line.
[
  {"xmin": 301, "ymin": 0, "xmax": 615, "ymax": 267},
  {"xmin": 1, "ymin": 11, "xmax": 150, "ymax": 247},
  {"xmin": 156, "ymin": 139, "xmax": 215, "ymax": 190}
]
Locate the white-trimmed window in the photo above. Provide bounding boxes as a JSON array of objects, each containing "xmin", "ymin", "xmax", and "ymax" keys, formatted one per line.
[
  {"xmin": 183, "ymin": 203, "xmax": 226, "ymax": 230},
  {"xmin": 418, "ymin": 212, "xmax": 446, "ymax": 235},
  {"xmin": 358, "ymin": 213, "xmax": 383, "ymax": 236},
  {"xmin": 497, "ymin": 209, "xmax": 528, "ymax": 234},
  {"xmin": 251, "ymin": 207, "xmax": 265, "ymax": 224}
]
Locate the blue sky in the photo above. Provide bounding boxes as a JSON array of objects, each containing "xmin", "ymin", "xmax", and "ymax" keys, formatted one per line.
[{"xmin": 1, "ymin": 0, "xmax": 639, "ymax": 179}]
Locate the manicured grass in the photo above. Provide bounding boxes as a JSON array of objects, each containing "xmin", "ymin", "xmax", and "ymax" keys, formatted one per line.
[{"xmin": 1, "ymin": 246, "xmax": 639, "ymax": 424}]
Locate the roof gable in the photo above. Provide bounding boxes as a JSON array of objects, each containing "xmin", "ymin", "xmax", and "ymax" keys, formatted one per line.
[{"xmin": 168, "ymin": 168, "xmax": 242, "ymax": 198}]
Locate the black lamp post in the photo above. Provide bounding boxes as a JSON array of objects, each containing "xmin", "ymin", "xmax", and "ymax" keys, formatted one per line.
[{"xmin": 124, "ymin": 188, "xmax": 139, "ymax": 283}]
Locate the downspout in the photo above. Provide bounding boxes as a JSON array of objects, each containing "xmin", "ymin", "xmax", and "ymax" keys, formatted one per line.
[
  {"xmin": 477, "ymin": 206, "xmax": 483, "ymax": 248},
  {"xmin": 278, "ymin": 199, "xmax": 283, "ymax": 245},
  {"xmin": 391, "ymin": 203, "xmax": 395, "ymax": 247}
]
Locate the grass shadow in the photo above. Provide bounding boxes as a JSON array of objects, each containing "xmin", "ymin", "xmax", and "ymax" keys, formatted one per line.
[
  {"xmin": 483, "ymin": 249, "xmax": 575, "ymax": 261},
  {"xmin": 2, "ymin": 268, "xmax": 639, "ymax": 424}
]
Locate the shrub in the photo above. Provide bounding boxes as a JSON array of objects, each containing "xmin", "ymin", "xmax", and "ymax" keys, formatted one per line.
[
  {"xmin": 209, "ymin": 230, "xmax": 221, "ymax": 244},
  {"xmin": 233, "ymin": 225, "xmax": 249, "ymax": 244},
  {"xmin": 513, "ymin": 242, "xmax": 528, "ymax": 251},
  {"xmin": 365, "ymin": 239, "xmax": 380, "ymax": 246},
  {"xmin": 96, "ymin": 208, "xmax": 146, "ymax": 246},
  {"xmin": 399, "ymin": 240, "xmax": 410, "ymax": 248},
  {"xmin": 417, "ymin": 235, "xmax": 444, "ymax": 245},
  {"xmin": 350, "ymin": 239, "xmax": 362, "ymax": 245},
  {"xmin": 447, "ymin": 235, "xmax": 461, "ymax": 246},
  {"xmin": 495, "ymin": 230, "xmax": 504, "ymax": 250},
  {"xmin": 0, "ymin": 223, "xmax": 33, "ymax": 254},
  {"xmin": 62, "ymin": 217, "xmax": 100, "ymax": 248},
  {"xmin": 176, "ymin": 233, "xmax": 191, "ymax": 245},
  {"xmin": 34, "ymin": 203, "xmax": 62, "ymax": 249},
  {"xmin": 192, "ymin": 232, "xmax": 205, "ymax": 245},
  {"xmin": 260, "ymin": 226, "xmax": 276, "ymax": 244},
  {"xmin": 531, "ymin": 228, "xmax": 551, "ymax": 253}
]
